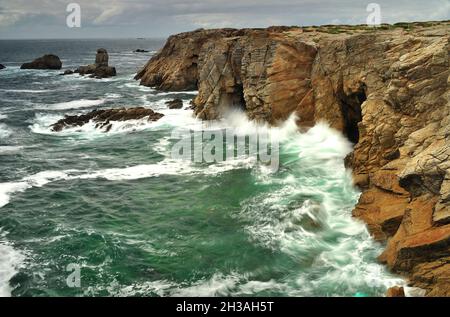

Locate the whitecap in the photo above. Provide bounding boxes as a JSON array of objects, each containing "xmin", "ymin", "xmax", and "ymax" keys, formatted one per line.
[
  {"xmin": 37, "ymin": 99, "xmax": 106, "ymax": 111},
  {"xmin": 0, "ymin": 146, "xmax": 23, "ymax": 156},
  {"xmin": 0, "ymin": 123, "xmax": 13, "ymax": 139},
  {"xmin": 0, "ymin": 156, "xmax": 255, "ymax": 209},
  {"xmin": 0, "ymin": 89, "xmax": 51, "ymax": 94},
  {"xmin": 0, "ymin": 171, "xmax": 68, "ymax": 208},
  {"xmin": 0, "ymin": 231, "xmax": 25, "ymax": 297}
]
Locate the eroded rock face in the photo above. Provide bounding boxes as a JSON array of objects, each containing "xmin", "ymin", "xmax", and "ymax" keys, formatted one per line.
[
  {"xmin": 136, "ymin": 22, "xmax": 450, "ymax": 296},
  {"xmin": 51, "ymin": 107, "xmax": 164, "ymax": 132},
  {"xmin": 20, "ymin": 54, "xmax": 62, "ymax": 70}
]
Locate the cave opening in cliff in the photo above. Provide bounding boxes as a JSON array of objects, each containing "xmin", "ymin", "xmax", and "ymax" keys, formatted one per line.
[
  {"xmin": 231, "ymin": 84, "xmax": 247, "ymax": 111},
  {"xmin": 339, "ymin": 85, "xmax": 365, "ymax": 144}
]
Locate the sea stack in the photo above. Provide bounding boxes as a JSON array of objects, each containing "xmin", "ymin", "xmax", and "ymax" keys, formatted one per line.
[
  {"xmin": 77, "ymin": 48, "xmax": 116, "ymax": 79},
  {"xmin": 20, "ymin": 54, "xmax": 62, "ymax": 70}
]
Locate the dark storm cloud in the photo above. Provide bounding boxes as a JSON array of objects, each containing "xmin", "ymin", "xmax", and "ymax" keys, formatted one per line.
[{"xmin": 0, "ymin": 0, "xmax": 448, "ymax": 38}]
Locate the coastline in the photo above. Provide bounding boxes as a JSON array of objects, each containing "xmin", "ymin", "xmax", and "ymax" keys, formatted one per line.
[{"xmin": 134, "ymin": 21, "xmax": 450, "ymax": 296}]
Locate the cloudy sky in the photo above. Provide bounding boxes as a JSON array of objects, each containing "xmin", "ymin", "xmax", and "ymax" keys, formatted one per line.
[{"xmin": 0, "ymin": 0, "xmax": 448, "ymax": 39}]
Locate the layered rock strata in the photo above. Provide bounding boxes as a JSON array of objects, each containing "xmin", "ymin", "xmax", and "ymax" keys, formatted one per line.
[{"xmin": 136, "ymin": 22, "xmax": 450, "ymax": 295}]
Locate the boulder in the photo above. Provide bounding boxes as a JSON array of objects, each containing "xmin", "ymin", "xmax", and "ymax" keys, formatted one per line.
[
  {"xmin": 386, "ymin": 286, "xmax": 405, "ymax": 297},
  {"xmin": 165, "ymin": 98, "xmax": 183, "ymax": 109},
  {"xmin": 51, "ymin": 107, "xmax": 164, "ymax": 132},
  {"xmin": 20, "ymin": 54, "xmax": 62, "ymax": 70}
]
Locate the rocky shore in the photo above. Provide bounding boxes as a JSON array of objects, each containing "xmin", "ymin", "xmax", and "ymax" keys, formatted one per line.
[{"xmin": 135, "ymin": 22, "xmax": 450, "ymax": 296}]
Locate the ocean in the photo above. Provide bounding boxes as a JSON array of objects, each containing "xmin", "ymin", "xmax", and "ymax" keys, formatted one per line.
[{"xmin": 0, "ymin": 39, "xmax": 403, "ymax": 297}]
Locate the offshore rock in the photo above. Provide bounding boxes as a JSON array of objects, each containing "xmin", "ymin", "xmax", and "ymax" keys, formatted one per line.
[
  {"xmin": 20, "ymin": 54, "xmax": 62, "ymax": 70},
  {"xmin": 136, "ymin": 22, "xmax": 450, "ymax": 296},
  {"xmin": 77, "ymin": 48, "xmax": 116, "ymax": 79},
  {"xmin": 51, "ymin": 107, "xmax": 164, "ymax": 132}
]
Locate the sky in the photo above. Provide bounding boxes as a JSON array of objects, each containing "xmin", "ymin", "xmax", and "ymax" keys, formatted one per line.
[{"xmin": 0, "ymin": 0, "xmax": 448, "ymax": 39}]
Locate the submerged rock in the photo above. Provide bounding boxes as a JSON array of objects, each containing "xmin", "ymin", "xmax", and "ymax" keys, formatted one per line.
[
  {"xmin": 165, "ymin": 98, "xmax": 183, "ymax": 109},
  {"xmin": 0, "ymin": 64, "xmax": 5, "ymax": 70},
  {"xmin": 20, "ymin": 54, "xmax": 62, "ymax": 70},
  {"xmin": 51, "ymin": 107, "xmax": 164, "ymax": 132},
  {"xmin": 76, "ymin": 49, "xmax": 116, "ymax": 79},
  {"xmin": 60, "ymin": 70, "xmax": 74, "ymax": 76},
  {"xmin": 134, "ymin": 49, "xmax": 149, "ymax": 53}
]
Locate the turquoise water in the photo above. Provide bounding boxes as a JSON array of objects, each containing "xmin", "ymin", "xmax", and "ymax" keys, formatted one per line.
[{"xmin": 0, "ymin": 40, "xmax": 403, "ymax": 297}]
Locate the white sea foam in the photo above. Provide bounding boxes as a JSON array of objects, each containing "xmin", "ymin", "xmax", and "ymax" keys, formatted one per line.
[
  {"xmin": 230, "ymin": 116, "xmax": 406, "ymax": 295},
  {"xmin": 0, "ymin": 171, "xmax": 69, "ymax": 208},
  {"xmin": 0, "ymin": 89, "xmax": 51, "ymax": 94},
  {"xmin": 0, "ymin": 155, "xmax": 255, "ymax": 209},
  {"xmin": 0, "ymin": 231, "xmax": 25, "ymax": 297},
  {"xmin": 38, "ymin": 99, "xmax": 106, "ymax": 111},
  {"xmin": 0, "ymin": 123, "xmax": 13, "ymax": 139},
  {"xmin": 0, "ymin": 114, "xmax": 7, "ymax": 120},
  {"xmin": 0, "ymin": 146, "xmax": 23, "ymax": 155}
]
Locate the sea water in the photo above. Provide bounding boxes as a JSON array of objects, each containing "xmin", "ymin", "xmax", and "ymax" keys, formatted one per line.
[{"xmin": 0, "ymin": 39, "xmax": 404, "ymax": 297}]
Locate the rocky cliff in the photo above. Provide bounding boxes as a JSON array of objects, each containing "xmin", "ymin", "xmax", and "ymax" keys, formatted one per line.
[{"xmin": 136, "ymin": 22, "xmax": 450, "ymax": 296}]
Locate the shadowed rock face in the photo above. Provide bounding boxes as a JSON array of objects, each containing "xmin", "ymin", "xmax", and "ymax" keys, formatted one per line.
[
  {"xmin": 20, "ymin": 54, "xmax": 62, "ymax": 70},
  {"xmin": 51, "ymin": 107, "xmax": 164, "ymax": 132},
  {"xmin": 136, "ymin": 22, "xmax": 450, "ymax": 296}
]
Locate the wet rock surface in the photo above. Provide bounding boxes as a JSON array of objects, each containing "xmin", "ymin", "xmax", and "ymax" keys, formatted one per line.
[{"xmin": 51, "ymin": 107, "xmax": 164, "ymax": 132}]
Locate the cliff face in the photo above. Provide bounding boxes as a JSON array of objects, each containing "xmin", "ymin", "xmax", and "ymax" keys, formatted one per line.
[{"xmin": 136, "ymin": 22, "xmax": 450, "ymax": 296}]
